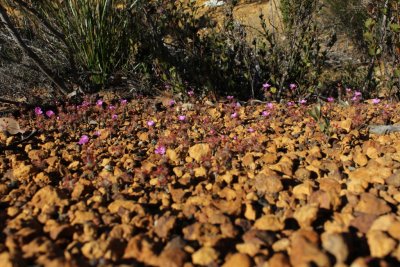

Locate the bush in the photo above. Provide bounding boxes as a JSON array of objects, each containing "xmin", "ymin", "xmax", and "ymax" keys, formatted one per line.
[{"xmin": 28, "ymin": 0, "xmax": 136, "ymax": 88}]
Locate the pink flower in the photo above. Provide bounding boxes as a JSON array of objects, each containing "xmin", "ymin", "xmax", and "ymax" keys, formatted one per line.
[
  {"xmin": 236, "ymin": 102, "xmax": 241, "ymax": 107},
  {"xmin": 108, "ymin": 105, "xmax": 116, "ymax": 110},
  {"xmin": 112, "ymin": 114, "xmax": 118, "ymax": 120},
  {"xmin": 289, "ymin": 83, "xmax": 297, "ymax": 90},
  {"xmin": 188, "ymin": 90, "xmax": 194, "ymax": 97},
  {"xmin": 46, "ymin": 110, "xmax": 55, "ymax": 117},
  {"xmin": 78, "ymin": 135, "xmax": 89, "ymax": 145},
  {"xmin": 178, "ymin": 115, "xmax": 186, "ymax": 121},
  {"xmin": 155, "ymin": 145, "xmax": 166, "ymax": 155},
  {"xmin": 287, "ymin": 101, "xmax": 294, "ymax": 106},
  {"xmin": 34, "ymin": 107, "xmax": 43, "ymax": 116},
  {"xmin": 231, "ymin": 112, "xmax": 238, "ymax": 118},
  {"xmin": 266, "ymin": 102, "xmax": 274, "ymax": 109},
  {"xmin": 120, "ymin": 99, "xmax": 127, "ymax": 105},
  {"xmin": 262, "ymin": 110, "xmax": 270, "ymax": 117},
  {"xmin": 96, "ymin": 99, "xmax": 103, "ymax": 106},
  {"xmin": 299, "ymin": 99, "xmax": 307, "ymax": 105},
  {"xmin": 147, "ymin": 120, "xmax": 155, "ymax": 127},
  {"xmin": 372, "ymin": 98, "xmax": 380, "ymax": 104},
  {"xmin": 354, "ymin": 91, "xmax": 362, "ymax": 97},
  {"xmin": 169, "ymin": 99, "xmax": 176, "ymax": 106},
  {"xmin": 327, "ymin": 97, "xmax": 335, "ymax": 103},
  {"xmin": 227, "ymin": 95, "xmax": 234, "ymax": 100},
  {"xmin": 346, "ymin": 88, "xmax": 352, "ymax": 93},
  {"xmin": 262, "ymin": 82, "xmax": 271, "ymax": 89},
  {"xmin": 248, "ymin": 127, "xmax": 255, "ymax": 133},
  {"xmin": 81, "ymin": 101, "xmax": 90, "ymax": 107},
  {"xmin": 94, "ymin": 131, "xmax": 101, "ymax": 136}
]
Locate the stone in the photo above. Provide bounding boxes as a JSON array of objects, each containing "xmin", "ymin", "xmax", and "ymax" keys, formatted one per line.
[
  {"xmin": 321, "ymin": 232, "xmax": 349, "ymax": 263},
  {"xmin": 254, "ymin": 214, "xmax": 284, "ymax": 231},
  {"xmin": 188, "ymin": 144, "xmax": 210, "ymax": 162},
  {"xmin": 293, "ymin": 205, "xmax": 319, "ymax": 228},
  {"xmin": 254, "ymin": 172, "xmax": 283, "ymax": 195},
  {"xmin": 192, "ymin": 246, "xmax": 219, "ymax": 266},
  {"xmin": 354, "ymin": 193, "xmax": 391, "ymax": 215},
  {"xmin": 366, "ymin": 230, "xmax": 396, "ymax": 258},
  {"xmin": 268, "ymin": 253, "xmax": 291, "ymax": 267},
  {"xmin": 222, "ymin": 253, "xmax": 251, "ymax": 267}
]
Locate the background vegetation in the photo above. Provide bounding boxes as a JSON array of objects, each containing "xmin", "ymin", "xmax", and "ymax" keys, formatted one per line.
[{"xmin": 0, "ymin": 0, "xmax": 399, "ymax": 102}]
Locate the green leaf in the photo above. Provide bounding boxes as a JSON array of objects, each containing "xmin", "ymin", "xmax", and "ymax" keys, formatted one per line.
[{"xmin": 390, "ymin": 23, "xmax": 400, "ymax": 33}]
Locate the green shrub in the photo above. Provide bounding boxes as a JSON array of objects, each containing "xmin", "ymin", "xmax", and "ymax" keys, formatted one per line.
[
  {"xmin": 31, "ymin": 0, "xmax": 135, "ymax": 88},
  {"xmin": 257, "ymin": 0, "xmax": 336, "ymax": 100},
  {"xmin": 362, "ymin": 0, "xmax": 400, "ymax": 98}
]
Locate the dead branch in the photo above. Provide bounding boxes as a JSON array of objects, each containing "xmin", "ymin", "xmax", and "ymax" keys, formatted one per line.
[{"xmin": 0, "ymin": 3, "xmax": 70, "ymax": 97}]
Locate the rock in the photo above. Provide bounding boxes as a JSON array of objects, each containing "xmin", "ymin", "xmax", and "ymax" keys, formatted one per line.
[
  {"xmin": 188, "ymin": 144, "xmax": 210, "ymax": 162},
  {"xmin": 254, "ymin": 214, "xmax": 284, "ymax": 231},
  {"xmin": 244, "ymin": 203, "xmax": 256, "ymax": 221},
  {"xmin": 321, "ymin": 232, "xmax": 349, "ymax": 263},
  {"xmin": 0, "ymin": 252, "xmax": 23, "ymax": 267},
  {"xmin": 158, "ymin": 237, "xmax": 188, "ymax": 267},
  {"xmin": 386, "ymin": 171, "xmax": 400, "ymax": 187},
  {"xmin": 289, "ymin": 230, "xmax": 330, "ymax": 267},
  {"xmin": 292, "ymin": 181, "xmax": 313, "ymax": 199},
  {"xmin": 354, "ymin": 193, "xmax": 391, "ymax": 215},
  {"xmin": 254, "ymin": 172, "xmax": 283, "ymax": 195},
  {"xmin": 192, "ymin": 246, "xmax": 219, "ymax": 266},
  {"xmin": 268, "ymin": 253, "xmax": 291, "ymax": 267},
  {"xmin": 293, "ymin": 205, "xmax": 319, "ymax": 228},
  {"xmin": 30, "ymin": 186, "xmax": 68, "ymax": 211},
  {"xmin": 222, "ymin": 253, "xmax": 251, "ymax": 267},
  {"xmin": 366, "ymin": 230, "xmax": 396, "ymax": 258},
  {"xmin": 124, "ymin": 234, "xmax": 159, "ymax": 265},
  {"xmin": 350, "ymin": 213, "xmax": 377, "ymax": 234},
  {"xmin": 108, "ymin": 199, "xmax": 145, "ymax": 215},
  {"xmin": 388, "ymin": 221, "xmax": 400, "ymax": 239},
  {"xmin": 154, "ymin": 215, "xmax": 176, "ymax": 239}
]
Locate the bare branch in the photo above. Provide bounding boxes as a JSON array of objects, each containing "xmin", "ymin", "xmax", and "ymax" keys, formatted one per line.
[{"xmin": 0, "ymin": 3, "xmax": 70, "ymax": 96}]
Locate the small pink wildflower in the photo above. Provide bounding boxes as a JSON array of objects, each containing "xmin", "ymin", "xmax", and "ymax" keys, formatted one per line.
[
  {"xmin": 112, "ymin": 114, "xmax": 118, "ymax": 120},
  {"xmin": 94, "ymin": 131, "xmax": 101, "ymax": 136},
  {"xmin": 147, "ymin": 120, "xmax": 155, "ymax": 127},
  {"xmin": 96, "ymin": 99, "xmax": 103, "ymax": 106},
  {"xmin": 262, "ymin": 82, "xmax": 271, "ymax": 89},
  {"xmin": 299, "ymin": 99, "xmax": 307, "ymax": 105},
  {"xmin": 248, "ymin": 127, "xmax": 255, "ymax": 133},
  {"xmin": 178, "ymin": 115, "xmax": 186, "ymax": 121},
  {"xmin": 155, "ymin": 145, "xmax": 166, "ymax": 155},
  {"xmin": 287, "ymin": 101, "xmax": 294, "ymax": 106},
  {"xmin": 354, "ymin": 91, "xmax": 362, "ymax": 97},
  {"xmin": 289, "ymin": 83, "xmax": 297, "ymax": 90},
  {"xmin": 231, "ymin": 112, "xmax": 238, "ymax": 118},
  {"xmin": 236, "ymin": 102, "xmax": 241, "ymax": 107},
  {"xmin": 346, "ymin": 88, "xmax": 352, "ymax": 93},
  {"xmin": 188, "ymin": 90, "xmax": 194, "ymax": 97},
  {"xmin": 372, "ymin": 98, "xmax": 380, "ymax": 104},
  {"xmin": 81, "ymin": 101, "xmax": 90, "ymax": 107},
  {"xmin": 169, "ymin": 99, "xmax": 176, "ymax": 106},
  {"xmin": 266, "ymin": 102, "xmax": 274, "ymax": 109},
  {"xmin": 46, "ymin": 110, "xmax": 55, "ymax": 117},
  {"xmin": 120, "ymin": 99, "xmax": 127, "ymax": 105},
  {"xmin": 108, "ymin": 105, "xmax": 116, "ymax": 110},
  {"xmin": 78, "ymin": 135, "xmax": 89, "ymax": 145},
  {"xmin": 210, "ymin": 129, "xmax": 215, "ymax": 135},
  {"xmin": 227, "ymin": 95, "xmax": 234, "ymax": 100},
  {"xmin": 34, "ymin": 107, "xmax": 43, "ymax": 116},
  {"xmin": 327, "ymin": 97, "xmax": 335, "ymax": 103},
  {"xmin": 262, "ymin": 110, "xmax": 270, "ymax": 117}
]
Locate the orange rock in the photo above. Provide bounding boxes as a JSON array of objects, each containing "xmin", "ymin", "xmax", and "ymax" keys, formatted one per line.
[
  {"xmin": 354, "ymin": 193, "xmax": 391, "ymax": 215},
  {"xmin": 222, "ymin": 253, "xmax": 251, "ymax": 267},
  {"xmin": 254, "ymin": 214, "xmax": 284, "ymax": 231},
  {"xmin": 192, "ymin": 246, "xmax": 219, "ymax": 266}
]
